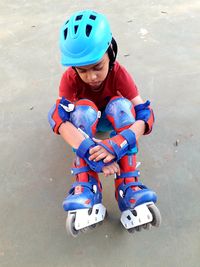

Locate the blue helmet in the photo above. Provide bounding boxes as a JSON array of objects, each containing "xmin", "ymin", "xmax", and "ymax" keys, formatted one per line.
[{"xmin": 59, "ymin": 10, "xmax": 113, "ymax": 66}]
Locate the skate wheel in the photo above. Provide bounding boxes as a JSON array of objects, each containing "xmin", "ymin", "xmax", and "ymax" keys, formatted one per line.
[
  {"xmin": 127, "ymin": 226, "xmax": 142, "ymax": 233},
  {"xmin": 81, "ymin": 227, "xmax": 89, "ymax": 233},
  {"xmin": 135, "ymin": 226, "xmax": 142, "ymax": 232},
  {"xmin": 89, "ymin": 223, "xmax": 97, "ymax": 230},
  {"xmin": 90, "ymin": 209, "xmax": 108, "ymax": 229},
  {"xmin": 148, "ymin": 204, "xmax": 161, "ymax": 227},
  {"xmin": 127, "ymin": 227, "xmax": 135, "ymax": 233},
  {"xmin": 66, "ymin": 213, "xmax": 79, "ymax": 237},
  {"xmin": 143, "ymin": 223, "xmax": 151, "ymax": 230}
]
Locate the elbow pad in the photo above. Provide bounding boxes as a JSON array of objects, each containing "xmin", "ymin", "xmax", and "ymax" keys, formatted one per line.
[
  {"xmin": 48, "ymin": 97, "xmax": 74, "ymax": 134},
  {"xmin": 134, "ymin": 100, "xmax": 155, "ymax": 135}
]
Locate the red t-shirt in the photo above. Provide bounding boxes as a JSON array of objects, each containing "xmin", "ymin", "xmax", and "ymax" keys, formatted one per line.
[{"xmin": 59, "ymin": 61, "xmax": 139, "ymax": 110}]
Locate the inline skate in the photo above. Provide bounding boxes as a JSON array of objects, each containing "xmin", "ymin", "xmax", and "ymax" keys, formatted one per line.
[
  {"xmin": 115, "ymin": 155, "xmax": 161, "ymax": 233},
  {"xmin": 63, "ymin": 157, "xmax": 106, "ymax": 237}
]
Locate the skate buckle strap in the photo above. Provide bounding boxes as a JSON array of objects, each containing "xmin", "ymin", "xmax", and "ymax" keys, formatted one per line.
[
  {"xmin": 71, "ymin": 166, "xmax": 91, "ymax": 175},
  {"xmin": 119, "ymin": 181, "xmax": 148, "ymax": 192},
  {"xmin": 69, "ymin": 181, "xmax": 93, "ymax": 194},
  {"xmin": 117, "ymin": 170, "xmax": 140, "ymax": 179}
]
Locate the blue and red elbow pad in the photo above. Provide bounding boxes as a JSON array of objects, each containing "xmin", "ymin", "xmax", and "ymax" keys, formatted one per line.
[
  {"xmin": 48, "ymin": 97, "xmax": 73, "ymax": 134},
  {"xmin": 134, "ymin": 100, "xmax": 155, "ymax": 135}
]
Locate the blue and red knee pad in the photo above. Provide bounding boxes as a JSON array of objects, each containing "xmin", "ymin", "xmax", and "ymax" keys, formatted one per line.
[{"xmin": 98, "ymin": 97, "xmax": 137, "ymax": 161}]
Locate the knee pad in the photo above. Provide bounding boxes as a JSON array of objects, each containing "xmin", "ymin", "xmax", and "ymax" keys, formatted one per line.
[
  {"xmin": 70, "ymin": 99, "xmax": 101, "ymax": 138},
  {"xmin": 105, "ymin": 96, "xmax": 135, "ymax": 133}
]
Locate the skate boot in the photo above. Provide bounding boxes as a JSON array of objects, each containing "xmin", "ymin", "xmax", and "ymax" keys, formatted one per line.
[
  {"xmin": 63, "ymin": 157, "xmax": 106, "ymax": 237},
  {"xmin": 115, "ymin": 155, "xmax": 161, "ymax": 233}
]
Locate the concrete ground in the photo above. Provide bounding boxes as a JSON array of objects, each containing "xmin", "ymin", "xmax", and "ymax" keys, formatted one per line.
[{"xmin": 1, "ymin": 0, "xmax": 200, "ymax": 266}]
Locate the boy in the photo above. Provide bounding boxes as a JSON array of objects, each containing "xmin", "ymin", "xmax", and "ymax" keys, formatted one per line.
[{"xmin": 48, "ymin": 10, "xmax": 161, "ymax": 237}]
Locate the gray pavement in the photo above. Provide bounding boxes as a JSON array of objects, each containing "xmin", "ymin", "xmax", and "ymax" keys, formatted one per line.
[{"xmin": 1, "ymin": 1, "xmax": 200, "ymax": 267}]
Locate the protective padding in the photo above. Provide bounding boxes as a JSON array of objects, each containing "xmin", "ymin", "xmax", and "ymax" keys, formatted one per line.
[
  {"xmin": 134, "ymin": 100, "xmax": 155, "ymax": 135},
  {"xmin": 48, "ymin": 98, "xmax": 70, "ymax": 134},
  {"xmin": 105, "ymin": 96, "xmax": 135, "ymax": 133},
  {"xmin": 60, "ymin": 10, "xmax": 112, "ymax": 66},
  {"xmin": 70, "ymin": 99, "xmax": 100, "ymax": 138},
  {"xmin": 76, "ymin": 138, "xmax": 111, "ymax": 173},
  {"xmin": 99, "ymin": 129, "xmax": 136, "ymax": 161}
]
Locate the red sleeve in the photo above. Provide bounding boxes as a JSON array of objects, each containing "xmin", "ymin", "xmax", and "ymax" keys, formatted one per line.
[
  {"xmin": 114, "ymin": 62, "xmax": 139, "ymax": 100},
  {"xmin": 59, "ymin": 67, "xmax": 77, "ymax": 101}
]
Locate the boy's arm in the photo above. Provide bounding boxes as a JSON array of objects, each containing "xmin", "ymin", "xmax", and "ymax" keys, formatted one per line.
[
  {"xmin": 59, "ymin": 121, "xmax": 120, "ymax": 176},
  {"xmin": 129, "ymin": 95, "xmax": 146, "ymax": 139},
  {"xmin": 58, "ymin": 121, "xmax": 85, "ymax": 149},
  {"xmin": 48, "ymin": 103, "xmax": 120, "ymax": 176}
]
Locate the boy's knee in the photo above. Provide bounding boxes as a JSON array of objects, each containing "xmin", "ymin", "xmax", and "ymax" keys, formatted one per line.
[
  {"xmin": 105, "ymin": 96, "xmax": 135, "ymax": 132},
  {"xmin": 70, "ymin": 99, "xmax": 101, "ymax": 137}
]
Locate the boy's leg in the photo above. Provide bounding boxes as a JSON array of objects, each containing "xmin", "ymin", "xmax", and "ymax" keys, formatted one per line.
[
  {"xmin": 62, "ymin": 99, "xmax": 106, "ymax": 236},
  {"xmin": 105, "ymin": 96, "xmax": 161, "ymax": 231},
  {"xmin": 63, "ymin": 156, "xmax": 106, "ymax": 237}
]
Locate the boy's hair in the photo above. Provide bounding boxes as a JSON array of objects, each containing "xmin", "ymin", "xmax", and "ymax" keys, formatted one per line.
[{"xmin": 107, "ymin": 37, "xmax": 118, "ymax": 69}]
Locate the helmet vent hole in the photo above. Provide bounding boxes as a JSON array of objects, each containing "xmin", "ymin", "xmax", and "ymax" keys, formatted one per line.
[
  {"xmin": 65, "ymin": 20, "xmax": 69, "ymax": 25},
  {"xmin": 64, "ymin": 28, "xmax": 68, "ymax": 39},
  {"xmin": 89, "ymin": 15, "xmax": 96, "ymax": 20},
  {"xmin": 74, "ymin": 25, "xmax": 78, "ymax": 34},
  {"xmin": 75, "ymin": 15, "xmax": 83, "ymax": 21},
  {"xmin": 86, "ymin": 24, "xmax": 92, "ymax": 37}
]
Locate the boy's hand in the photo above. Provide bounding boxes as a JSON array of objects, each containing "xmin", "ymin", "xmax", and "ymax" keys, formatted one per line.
[
  {"xmin": 89, "ymin": 138, "xmax": 115, "ymax": 163},
  {"xmin": 102, "ymin": 161, "xmax": 120, "ymax": 177},
  {"xmin": 92, "ymin": 129, "xmax": 136, "ymax": 162}
]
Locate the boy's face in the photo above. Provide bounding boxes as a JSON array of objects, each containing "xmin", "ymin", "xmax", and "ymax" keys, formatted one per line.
[{"xmin": 75, "ymin": 53, "xmax": 110, "ymax": 91}]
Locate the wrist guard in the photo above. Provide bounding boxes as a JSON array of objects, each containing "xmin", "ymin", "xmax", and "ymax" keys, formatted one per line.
[
  {"xmin": 99, "ymin": 129, "xmax": 136, "ymax": 161},
  {"xmin": 76, "ymin": 138, "xmax": 111, "ymax": 173}
]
